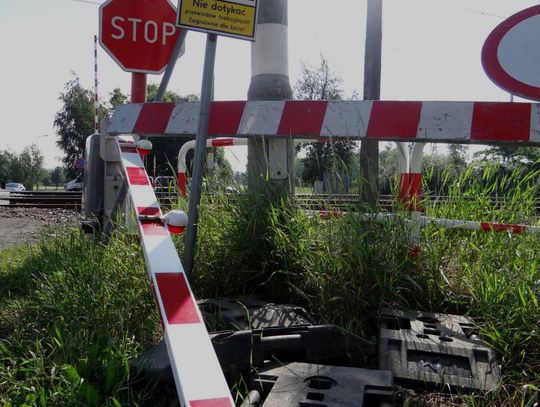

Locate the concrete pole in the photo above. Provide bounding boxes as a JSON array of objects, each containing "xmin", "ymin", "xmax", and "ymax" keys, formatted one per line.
[
  {"xmin": 247, "ymin": 0, "xmax": 294, "ymax": 194},
  {"xmin": 359, "ymin": 0, "xmax": 382, "ymax": 206}
]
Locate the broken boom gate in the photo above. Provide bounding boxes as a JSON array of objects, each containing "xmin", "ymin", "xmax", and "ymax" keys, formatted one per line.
[{"xmin": 112, "ymin": 135, "xmax": 234, "ymax": 406}]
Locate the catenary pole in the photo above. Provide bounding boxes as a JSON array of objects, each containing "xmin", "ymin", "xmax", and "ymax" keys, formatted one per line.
[
  {"xmin": 183, "ymin": 33, "xmax": 218, "ymax": 275},
  {"xmin": 247, "ymin": 0, "xmax": 293, "ymax": 194},
  {"xmin": 359, "ymin": 0, "xmax": 382, "ymax": 206}
]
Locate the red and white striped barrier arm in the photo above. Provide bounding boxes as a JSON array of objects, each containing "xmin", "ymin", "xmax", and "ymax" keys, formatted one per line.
[
  {"xmin": 117, "ymin": 136, "xmax": 233, "ymax": 407},
  {"xmin": 421, "ymin": 216, "xmax": 540, "ymax": 235},
  {"xmin": 108, "ymin": 100, "xmax": 540, "ymax": 145},
  {"xmin": 176, "ymin": 137, "xmax": 247, "ymax": 196}
]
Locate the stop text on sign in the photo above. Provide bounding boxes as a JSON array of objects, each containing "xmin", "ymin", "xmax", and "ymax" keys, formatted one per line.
[
  {"xmin": 176, "ymin": 0, "xmax": 258, "ymax": 41},
  {"xmin": 110, "ymin": 17, "xmax": 177, "ymax": 45}
]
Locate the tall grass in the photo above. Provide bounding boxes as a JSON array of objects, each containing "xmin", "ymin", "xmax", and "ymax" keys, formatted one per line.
[
  {"xmin": 1, "ymin": 162, "xmax": 539, "ymax": 406},
  {"xmin": 190, "ymin": 164, "xmax": 540, "ymax": 405},
  {"xmin": 0, "ymin": 230, "xmax": 177, "ymax": 406}
]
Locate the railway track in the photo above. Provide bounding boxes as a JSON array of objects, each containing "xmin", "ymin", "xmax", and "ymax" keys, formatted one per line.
[
  {"xmin": 3, "ymin": 191, "xmax": 83, "ymax": 210},
  {"xmin": 3, "ymin": 191, "xmax": 540, "ymax": 214}
]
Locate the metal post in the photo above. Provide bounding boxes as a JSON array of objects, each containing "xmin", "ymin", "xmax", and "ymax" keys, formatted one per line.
[
  {"xmin": 131, "ymin": 73, "xmax": 147, "ymax": 103},
  {"xmin": 155, "ymin": 30, "xmax": 188, "ymax": 102},
  {"xmin": 183, "ymin": 33, "xmax": 218, "ymax": 274},
  {"xmin": 359, "ymin": 0, "xmax": 382, "ymax": 206},
  {"xmin": 247, "ymin": 0, "xmax": 293, "ymax": 194}
]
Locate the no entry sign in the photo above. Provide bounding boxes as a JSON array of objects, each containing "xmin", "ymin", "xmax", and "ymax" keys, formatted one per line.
[
  {"xmin": 176, "ymin": 0, "xmax": 258, "ymax": 41},
  {"xmin": 482, "ymin": 5, "xmax": 540, "ymax": 100},
  {"xmin": 100, "ymin": 0, "xmax": 182, "ymax": 74}
]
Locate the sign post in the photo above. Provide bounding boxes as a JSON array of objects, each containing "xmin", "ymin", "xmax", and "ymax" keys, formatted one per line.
[
  {"xmin": 178, "ymin": 0, "xmax": 258, "ymax": 274},
  {"xmin": 482, "ymin": 5, "xmax": 540, "ymax": 101}
]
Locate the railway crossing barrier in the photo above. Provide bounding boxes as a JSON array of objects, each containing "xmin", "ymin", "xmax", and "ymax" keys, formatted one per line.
[
  {"xmin": 177, "ymin": 137, "xmax": 247, "ymax": 196},
  {"xmin": 114, "ymin": 135, "xmax": 234, "ymax": 406},
  {"xmin": 96, "ymin": 98, "xmax": 540, "ymax": 403}
]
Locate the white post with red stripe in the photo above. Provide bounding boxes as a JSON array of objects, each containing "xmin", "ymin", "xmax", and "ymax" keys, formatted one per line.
[
  {"xmin": 396, "ymin": 142, "xmax": 409, "ymax": 203},
  {"xmin": 177, "ymin": 138, "xmax": 248, "ymax": 196},
  {"xmin": 408, "ymin": 143, "xmax": 425, "ymax": 252},
  {"xmin": 117, "ymin": 136, "xmax": 233, "ymax": 406},
  {"xmin": 94, "ymin": 34, "xmax": 100, "ymax": 134}
]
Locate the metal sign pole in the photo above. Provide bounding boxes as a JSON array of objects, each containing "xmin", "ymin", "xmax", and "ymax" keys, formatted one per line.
[
  {"xmin": 155, "ymin": 29, "xmax": 188, "ymax": 102},
  {"xmin": 183, "ymin": 33, "xmax": 217, "ymax": 274}
]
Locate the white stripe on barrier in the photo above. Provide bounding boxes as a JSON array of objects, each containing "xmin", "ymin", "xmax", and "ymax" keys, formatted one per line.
[
  {"xmin": 417, "ymin": 101, "xmax": 474, "ymax": 141},
  {"xmin": 108, "ymin": 104, "xmax": 143, "ymax": 134},
  {"xmin": 166, "ymin": 103, "xmax": 201, "ymax": 135},
  {"xmin": 116, "ymin": 136, "xmax": 233, "ymax": 406},
  {"xmin": 238, "ymin": 100, "xmax": 285, "ymax": 135},
  {"xmin": 321, "ymin": 101, "xmax": 373, "ymax": 138},
  {"xmin": 530, "ymin": 104, "xmax": 540, "ymax": 143}
]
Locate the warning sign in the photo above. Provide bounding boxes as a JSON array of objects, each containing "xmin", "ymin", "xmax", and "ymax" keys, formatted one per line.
[{"xmin": 177, "ymin": 0, "xmax": 258, "ymax": 41}]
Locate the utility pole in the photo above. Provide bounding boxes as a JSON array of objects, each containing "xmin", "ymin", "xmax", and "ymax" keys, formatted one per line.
[
  {"xmin": 359, "ymin": 0, "xmax": 382, "ymax": 206},
  {"xmin": 247, "ymin": 0, "xmax": 294, "ymax": 195}
]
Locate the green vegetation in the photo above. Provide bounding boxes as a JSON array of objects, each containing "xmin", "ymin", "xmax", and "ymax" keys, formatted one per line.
[{"xmin": 1, "ymin": 163, "xmax": 540, "ymax": 405}]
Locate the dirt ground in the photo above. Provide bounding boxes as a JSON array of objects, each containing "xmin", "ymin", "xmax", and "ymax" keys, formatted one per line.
[{"xmin": 0, "ymin": 193, "xmax": 80, "ymax": 251}]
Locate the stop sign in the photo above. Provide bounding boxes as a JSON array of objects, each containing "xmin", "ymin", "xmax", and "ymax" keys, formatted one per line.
[{"xmin": 99, "ymin": 0, "xmax": 182, "ymax": 74}]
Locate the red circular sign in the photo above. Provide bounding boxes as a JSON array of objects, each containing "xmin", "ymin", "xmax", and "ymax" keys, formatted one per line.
[
  {"xmin": 482, "ymin": 5, "xmax": 540, "ymax": 100},
  {"xmin": 99, "ymin": 0, "xmax": 181, "ymax": 74}
]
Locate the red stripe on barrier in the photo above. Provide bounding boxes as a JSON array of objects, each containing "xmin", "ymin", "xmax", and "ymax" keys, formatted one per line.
[
  {"xmin": 480, "ymin": 222, "xmax": 525, "ymax": 234},
  {"xmin": 137, "ymin": 207, "xmax": 161, "ymax": 217},
  {"xmin": 126, "ymin": 167, "xmax": 149, "ymax": 186},
  {"xmin": 190, "ymin": 398, "xmax": 233, "ymax": 407},
  {"xmin": 121, "ymin": 146, "xmax": 138, "ymax": 154},
  {"xmin": 133, "ymin": 103, "xmax": 175, "ymax": 134},
  {"xmin": 471, "ymin": 102, "xmax": 530, "ymax": 142},
  {"xmin": 277, "ymin": 101, "xmax": 328, "ymax": 136},
  {"xmin": 211, "ymin": 138, "xmax": 235, "ymax": 147},
  {"xmin": 156, "ymin": 273, "xmax": 200, "ymax": 325},
  {"xmin": 209, "ymin": 101, "xmax": 246, "ymax": 135},
  {"xmin": 367, "ymin": 101, "xmax": 422, "ymax": 139},
  {"xmin": 141, "ymin": 220, "xmax": 168, "ymax": 236}
]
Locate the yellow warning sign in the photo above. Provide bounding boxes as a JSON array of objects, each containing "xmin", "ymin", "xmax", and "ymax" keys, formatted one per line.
[{"xmin": 177, "ymin": 0, "xmax": 258, "ymax": 41}]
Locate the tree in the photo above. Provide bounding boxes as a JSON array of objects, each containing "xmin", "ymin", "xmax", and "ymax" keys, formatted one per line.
[
  {"xmin": 294, "ymin": 56, "xmax": 356, "ymax": 191},
  {"xmin": 108, "ymin": 88, "xmax": 128, "ymax": 109},
  {"xmin": 19, "ymin": 144, "xmax": 45, "ymax": 190},
  {"xmin": 0, "ymin": 145, "xmax": 44, "ymax": 190},
  {"xmin": 473, "ymin": 145, "xmax": 540, "ymax": 166},
  {"xmin": 50, "ymin": 167, "xmax": 65, "ymax": 189},
  {"xmin": 54, "ymin": 76, "xmax": 96, "ymax": 177}
]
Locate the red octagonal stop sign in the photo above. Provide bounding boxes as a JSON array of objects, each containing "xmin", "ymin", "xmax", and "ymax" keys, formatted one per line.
[{"xmin": 99, "ymin": 0, "xmax": 181, "ymax": 74}]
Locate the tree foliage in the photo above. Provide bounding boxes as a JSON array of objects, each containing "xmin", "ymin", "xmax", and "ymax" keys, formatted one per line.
[
  {"xmin": 54, "ymin": 77, "xmax": 96, "ymax": 177},
  {"xmin": 0, "ymin": 144, "xmax": 45, "ymax": 190},
  {"xmin": 294, "ymin": 56, "xmax": 356, "ymax": 188}
]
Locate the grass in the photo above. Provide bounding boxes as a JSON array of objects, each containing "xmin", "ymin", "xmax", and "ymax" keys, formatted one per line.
[
  {"xmin": 1, "ymin": 163, "xmax": 539, "ymax": 405},
  {"xmin": 0, "ymin": 231, "xmax": 177, "ymax": 406}
]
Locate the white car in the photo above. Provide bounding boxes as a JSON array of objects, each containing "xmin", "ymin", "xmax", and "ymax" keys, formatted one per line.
[
  {"xmin": 5, "ymin": 182, "xmax": 26, "ymax": 192},
  {"xmin": 64, "ymin": 175, "xmax": 83, "ymax": 191}
]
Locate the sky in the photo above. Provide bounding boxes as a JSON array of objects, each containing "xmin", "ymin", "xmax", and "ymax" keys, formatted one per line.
[{"xmin": 1, "ymin": 0, "xmax": 539, "ymax": 172}]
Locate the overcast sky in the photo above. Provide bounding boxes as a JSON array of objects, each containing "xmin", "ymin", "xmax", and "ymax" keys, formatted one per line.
[{"xmin": 1, "ymin": 0, "xmax": 538, "ymax": 171}]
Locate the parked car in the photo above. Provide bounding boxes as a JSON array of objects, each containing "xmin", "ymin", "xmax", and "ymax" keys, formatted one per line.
[
  {"xmin": 64, "ymin": 175, "xmax": 83, "ymax": 191},
  {"xmin": 5, "ymin": 182, "xmax": 26, "ymax": 192}
]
